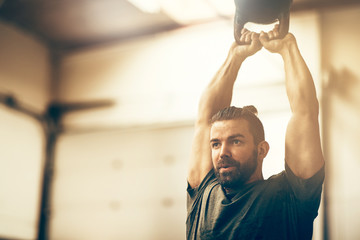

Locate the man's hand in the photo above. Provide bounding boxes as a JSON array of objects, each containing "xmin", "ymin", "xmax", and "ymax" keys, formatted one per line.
[
  {"xmin": 259, "ymin": 25, "xmax": 296, "ymax": 55},
  {"xmin": 231, "ymin": 28, "xmax": 262, "ymax": 59}
]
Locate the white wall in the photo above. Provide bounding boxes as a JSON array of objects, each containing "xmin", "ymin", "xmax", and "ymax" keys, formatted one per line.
[
  {"xmin": 0, "ymin": 22, "xmax": 50, "ymax": 239},
  {"xmin": 50, "ymin": 125, "xmax": 192, "ymax": 240},
  {"xmin": 320, "ymin": 6, "xmax": 360, "ymax": 240}
]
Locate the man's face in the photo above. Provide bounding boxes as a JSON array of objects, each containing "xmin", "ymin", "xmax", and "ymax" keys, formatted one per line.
[{"xmin": 210, "ymin": 119, "xmax": 259, "ymax": 189}]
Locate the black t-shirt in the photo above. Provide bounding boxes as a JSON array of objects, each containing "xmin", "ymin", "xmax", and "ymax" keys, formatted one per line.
[{"xmin": 186, "ymin": 164, "xmax": 325, "ymax": 240}]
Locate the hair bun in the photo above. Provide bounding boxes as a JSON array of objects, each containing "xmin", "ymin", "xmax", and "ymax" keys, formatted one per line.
[{"xmin": 243, "ymin": 105, "xmax": 258, "ymax": 116}]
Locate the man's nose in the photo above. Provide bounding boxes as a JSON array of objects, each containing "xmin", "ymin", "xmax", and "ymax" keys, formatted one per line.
[{"xmin": 220, "ymin": 143, "xmax": 231, "ymax": 158}]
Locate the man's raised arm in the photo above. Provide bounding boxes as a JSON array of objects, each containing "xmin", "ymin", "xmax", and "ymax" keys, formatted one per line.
[
  {"xmin": 188, "ymin": 31, "xmax": 262, "ymax": 188},
  {"xmin": 260, "ymin": 30, "xmax": 325, "ymax": 179}
]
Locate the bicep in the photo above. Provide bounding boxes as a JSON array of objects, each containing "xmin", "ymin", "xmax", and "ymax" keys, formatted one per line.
[
  {"xmin": 285, "ymin": 113, "xmax": 325, "ymax": 179},
  {"xmin": 188, "ymin": 124, "xmax": 213, "ymax": 188}
]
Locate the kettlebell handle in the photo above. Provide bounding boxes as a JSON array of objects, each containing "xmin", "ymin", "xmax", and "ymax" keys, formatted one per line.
[{"xmin": 234, "ymin": 10, "xmax": 290, "ymax": 45}]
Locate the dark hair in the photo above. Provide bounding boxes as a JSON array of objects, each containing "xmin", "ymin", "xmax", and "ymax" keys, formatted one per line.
[{"xmin": 210, "ymin": 105, "xmax": 265, "ymax": 145}]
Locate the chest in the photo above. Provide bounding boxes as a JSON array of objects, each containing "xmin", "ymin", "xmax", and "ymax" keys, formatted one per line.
[{"xmin": 198, "ymin": 183, "xmax": 296, "ymax": 239}]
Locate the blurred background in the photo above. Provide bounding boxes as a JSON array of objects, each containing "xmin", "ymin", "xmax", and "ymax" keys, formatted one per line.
[{"xmin": 0, "ymin": 0, "xmax": 359, "ymax": 239}]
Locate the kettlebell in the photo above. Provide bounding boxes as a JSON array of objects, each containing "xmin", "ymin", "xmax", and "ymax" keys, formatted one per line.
[{"xmin": 234, "ymin": 0, "xmax": 293, "ymax": 44}]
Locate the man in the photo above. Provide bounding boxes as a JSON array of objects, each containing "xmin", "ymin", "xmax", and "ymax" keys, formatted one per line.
[{"xmin": 186, "ymin": 26, "xmax": 325, "ymax": 240}]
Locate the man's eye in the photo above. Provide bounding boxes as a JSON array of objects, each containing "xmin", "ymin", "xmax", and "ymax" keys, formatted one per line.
[
  {"xmin": 233, "ymin": 140, "xmax": 241, "ymax": 144},
  {"xmin": 211, "ymin": 142, "xmax": 220, "ymax": 148}
]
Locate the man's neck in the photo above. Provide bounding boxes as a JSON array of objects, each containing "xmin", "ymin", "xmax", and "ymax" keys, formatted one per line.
[{"xmin": 223, "ymin": 176, "xmax": 264, "ymax": 196}]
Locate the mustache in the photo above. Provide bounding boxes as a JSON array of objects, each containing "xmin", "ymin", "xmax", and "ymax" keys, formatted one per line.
[{"xmin": 216, "ymin": 156, "xmax": 240, "ymax": 169}]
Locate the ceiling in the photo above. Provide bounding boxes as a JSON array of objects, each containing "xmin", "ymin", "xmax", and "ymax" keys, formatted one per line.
[{"xmin": 0, "ymin": 0, "xmax": 359, "ymax": 51}]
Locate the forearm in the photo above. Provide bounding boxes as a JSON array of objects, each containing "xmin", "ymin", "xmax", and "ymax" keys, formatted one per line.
[
  {"xmin": 280, "ymin": 40, "xmax": 319, "ymax": 116},
  {"xmin": 197, "ymin": 49, "xmax": 244, "ymax": 125}
]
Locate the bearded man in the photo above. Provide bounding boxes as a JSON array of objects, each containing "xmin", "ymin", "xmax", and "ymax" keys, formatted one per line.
[{"xmin": 186, "ymin": 27, "xmax": 325, "ymax": 240}]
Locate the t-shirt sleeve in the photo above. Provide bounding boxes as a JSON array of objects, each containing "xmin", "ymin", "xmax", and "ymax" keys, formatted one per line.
[
  {"xmin": 187, "ymin": 169, "xmax": 216, "ymax": 212},
  {"xmin": 284, "ymin": 162, "xmax": 325, "ymax": 204}
]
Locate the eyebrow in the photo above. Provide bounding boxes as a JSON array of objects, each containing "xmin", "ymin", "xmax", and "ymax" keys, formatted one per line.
[
  {"xmin": 210, "ymin": 134, "xmax": 245, "ymax": 143},
  {"xmin": 228, "ymin": 134, "xmax": 246, "ymax": 140}
]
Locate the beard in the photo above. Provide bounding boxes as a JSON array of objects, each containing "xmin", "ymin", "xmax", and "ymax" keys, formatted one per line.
[{"xmin": 214, "ymin": 149, "xmax": 258, "ymax": 189}]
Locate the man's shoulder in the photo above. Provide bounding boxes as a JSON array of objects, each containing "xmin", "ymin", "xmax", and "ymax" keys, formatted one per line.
[
  {"xmin": 265, "ymin": 170, "xmax": 287, "ymax": 184},
  {"xmin": 187, "ymin": 169, "xmax": 218, "ymax": 199},
  {"xmin": 259, "ymin": 170, "xmax": 294, "ymax": 198}
]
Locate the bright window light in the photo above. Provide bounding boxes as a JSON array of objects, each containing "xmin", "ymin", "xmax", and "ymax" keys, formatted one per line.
[
  {"xmin": 206, "ymin": 0, "xmax": 235, "ymax": 16},
  {"xmin": 127, "ymin": 0, "xmax": 161, "ymax": 13},
  {"xmin": 127, "ymin": 0, "xmax": 235, "ymax": 24}
]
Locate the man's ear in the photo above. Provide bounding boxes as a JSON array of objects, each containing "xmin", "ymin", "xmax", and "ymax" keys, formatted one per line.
[{"xmin": 257, "ymin": 141, "xmax": 270, "ymax": 159}]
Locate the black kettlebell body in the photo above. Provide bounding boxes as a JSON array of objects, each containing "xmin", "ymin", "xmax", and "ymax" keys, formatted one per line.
[{"xmin": 234, "ymin": 0, "xmax": 293, "ymax": 43}]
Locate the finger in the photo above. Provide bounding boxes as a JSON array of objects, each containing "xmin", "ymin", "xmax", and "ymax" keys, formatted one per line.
[
  {"xmin": 240, "ymin": 28, "xmax": 249, "ymax": 43},
  {"xmin": 241, "ymin": 28, "xmax": 249, "ymax": 35},
  {"xmin": 268, "ymin": 30, "xmax": 275, "ymax": 40},
  {"xmin": 272, "ymin": 24, "xmax": 280, "ymax": 38},
  {"xmin": 259, "ymin": 31, "xmax": 269, "ymax": 44},
  {"xmin": 239, "ymin": 31, "xmax": 247, "ymax": 43},
  {"xmin": 240, "ymin": 30, "xmax": 251, "ymax": 44},
  {"xmin": 273, "ymin": 29, "xmax": 279, "ymax": 39},
  {"xmin": 245, "ymin": 31, "xmax": 252, "ymax": 43},
  {"xmin": 250, "ymin": 32, "xmax": 262, "ymax": 49},
  {"xmin": 251, "ymin": 32, "xmax": 260, "ymax": 42}
]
